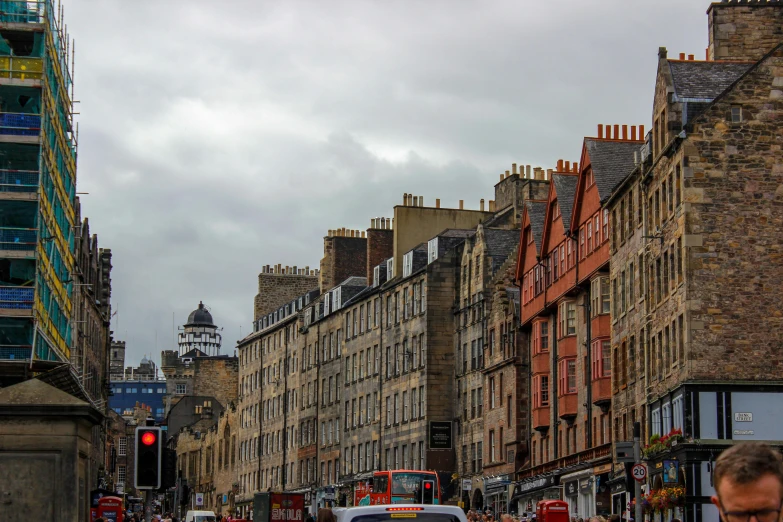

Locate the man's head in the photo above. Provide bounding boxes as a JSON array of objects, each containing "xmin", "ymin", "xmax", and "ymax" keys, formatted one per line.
[{"xmin": 711, "ymin": 442, "xmax": 783, "ymax": 522}]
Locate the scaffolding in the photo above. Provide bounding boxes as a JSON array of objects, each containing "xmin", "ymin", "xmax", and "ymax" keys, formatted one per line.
[{"xmin": 0, "ymin": 0, "xmax": 77, "ymax": 362}]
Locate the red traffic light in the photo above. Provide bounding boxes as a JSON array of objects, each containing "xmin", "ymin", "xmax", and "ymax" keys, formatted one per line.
[
  {"xmin": 141, "ymin": 431, "xmax": 157, "ymax": 446},
  {"xmin": 424, "ymin": 483, "xmax": 431, "ymax": 489}
]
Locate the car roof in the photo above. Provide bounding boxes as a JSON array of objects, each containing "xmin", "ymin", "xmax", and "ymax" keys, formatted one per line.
[{"xmin": 336, "ymin": 504, "xmax": 467, "ymax": 522}]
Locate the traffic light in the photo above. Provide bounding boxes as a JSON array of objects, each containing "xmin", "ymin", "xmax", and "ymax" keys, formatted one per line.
[
  {"xmin": 135, "ymin": 426, "xmax": 162, "ymax": 489},
  {"xmin": 422, "ymin": 480, "xmax": 435, "ymax": 504},
  {"xmin": 161, "ymin": 448, "xmax": 177, "ymax": 490}
]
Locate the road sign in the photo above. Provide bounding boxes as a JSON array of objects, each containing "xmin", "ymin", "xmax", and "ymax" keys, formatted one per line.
[
  {"xmin": 632, "ymin": 464, "xmax": 647, "ymax": 482},
  {"xmin": 195, "ymin": 493, "xmax": 204, "ymax": 506}
]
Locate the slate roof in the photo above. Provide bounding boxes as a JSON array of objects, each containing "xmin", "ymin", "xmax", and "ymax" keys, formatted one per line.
[
  {"xmin": 483, "ymin": 228, "xmax": 520, "ymax": 274},
  {"xmin": 585, "ymin": 139, "xmax": 643, "ymax": 203},
  {"xmin": 525, "ymin": 200, "xmax": 548, "ymax": 255},
  {"xmin": 336, "ymin": 276, "xmax": 367, "ymax": 288},
  {"xmin": 0, "ymin": 378, "xmax": 88, "ymax": 407},
  {"xmin": 552, "ymin": 174, "xmax": 578, "ymax": 232},
  {"xmin": 668, "ymin": 60, "xmax": 753, "ymax": 100}
]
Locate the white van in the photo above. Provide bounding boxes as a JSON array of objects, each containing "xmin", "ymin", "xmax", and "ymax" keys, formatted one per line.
[
  {"xmin": 334, "ymin": 504, "xmax": 468, "ymax": 522},
  {"xmin": 184, "ymin": 510, "xmax": 217, "ymax": 522}
]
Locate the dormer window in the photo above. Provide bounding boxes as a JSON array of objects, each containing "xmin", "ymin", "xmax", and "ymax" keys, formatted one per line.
[
  {"xmin": 332, "ymin": 287, "xmax": 342, "ymax": 311},
  {"xmin": 387, "ymin": 258, "xmax": 394, "ymax": 279},
  {"xmin": 403, "ymin": 252, "xmax": 414, "ymax": 278},
  {"xmin": 373, "ymin": 266, "xmax": 381, "ymax": 288},
  {"xmin": 427, "ymin": 238, "xmax": 438, "ymax": 264},
  {"xmin": 324, "ymin": 292, "xmax": 331, "ymax": 315}
]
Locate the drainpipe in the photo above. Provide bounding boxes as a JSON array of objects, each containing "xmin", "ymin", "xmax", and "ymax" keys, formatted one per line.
[
  {"xmin": 378, "ymin": 288, "xmax": 385, "ymax": 471},
  {"xmin": 585, "ymin": 286, "xmax": 593, "ymax": 449},
  {"xmin": 552, "ymin": 306, "xmax": 558, "ymax": 459}
]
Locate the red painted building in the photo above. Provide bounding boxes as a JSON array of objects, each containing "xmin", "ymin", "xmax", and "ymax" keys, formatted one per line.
[{"xmin": 513, "ymin": 127, "xmax": 643, "ymax": 517}]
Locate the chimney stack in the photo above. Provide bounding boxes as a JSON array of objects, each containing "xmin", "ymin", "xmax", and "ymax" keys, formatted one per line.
[
  {"xmin": 480, "ymin": 199, "xmax": 485, "ymax": 211},
  {"xmin": 435, "ymin": 199, "xmax": 441, "ymax": 208},
  {"xmin": 459, "ymin": 200, "xmax": 464, "ymax": 210},
  {"xmin": 512, "ymin": 163, "xmax": 517, "ymax": 175},
  {"xmin": 598, "ymin": 124, "xmax": 604, "ymax": 139}
]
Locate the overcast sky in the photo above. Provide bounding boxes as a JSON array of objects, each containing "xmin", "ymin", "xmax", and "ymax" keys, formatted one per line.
[{"xmin": 66, "ymin": 0, "xmax": 710, "ymax": 367}]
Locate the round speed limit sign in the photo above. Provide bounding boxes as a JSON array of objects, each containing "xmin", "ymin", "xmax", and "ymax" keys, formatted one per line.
[{"xmin": 632, "ymin": 463, "xmax": 647, "ymax": 482}]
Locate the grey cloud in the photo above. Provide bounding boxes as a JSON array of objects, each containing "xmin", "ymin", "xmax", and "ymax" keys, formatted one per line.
[{"xmin": 66, "ymin": 0, "xmax": 710, "ymax": 365}]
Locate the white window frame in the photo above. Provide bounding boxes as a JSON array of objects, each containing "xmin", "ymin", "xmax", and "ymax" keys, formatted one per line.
[{"xmin": 403, "ymin": 252, "xmax": 414, "ymax": 278}]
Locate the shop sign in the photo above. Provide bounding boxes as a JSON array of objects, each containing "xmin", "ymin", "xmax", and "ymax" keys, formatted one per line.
[
  {"xmin": 429, "ymin": 421, "xmax": 453, "ymax": 449},
  {"xmin": 513, "ymin": 475, "xmax": 559, "ymax": 496},
  {"xmin": 734, "ymin": 430, "xmax": 754, "ymax": 436},
  {"xmin": 579, "ymin": 479, "xmax": 591, "ymax": 492},
  {"xmin": 735, "ymin": 413, "xmax": 752, "ymax": 422},
  {"xmin": 485, "ymin": 476, "xmax": 511, "ymax": 495},
  {"xmin": 662, "ymin": 461, "xmax": 678, "ymax": 484},
  {"xmin": 564, "ymin": 480, "xmax": 579, "ymax": 498},
  {"xmin": 462, "ymin": 479, "xmax": 472, "ymax": 491}
]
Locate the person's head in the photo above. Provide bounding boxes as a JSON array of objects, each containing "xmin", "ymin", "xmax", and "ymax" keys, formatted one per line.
[
  {"xmin": 711, "ymin": 442, "xmax": 783, "ymax": 522},
  {"xmin": 317, "ymin": 508, "xmax": 337, "ymax": 522},
  {"xmin": 501, "ymin": 514, "xmax": 513, "ymax": 522},
  {"xmin": 609, "ymin": 515, "xmax": 620, "ymax": 522}
]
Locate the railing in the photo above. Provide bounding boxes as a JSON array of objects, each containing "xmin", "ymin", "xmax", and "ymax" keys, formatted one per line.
[
  {"xmin": 516, "ymin": 443, "xmax": 611, "ymax": 480},
  {"xmin": 0, "ymin": 344, "xmax": 31, "ymax": 360},
  {"xmin": 0, "ymin": 227, "xmax": 36, "ymax": 250},
  {"xmin": 0, "ymin": 112, "xmax": 40, "ymax": 136},
  {"xmin": 0, "ymin": 169, "xmax": 38, "ymax": 192},
  {"xmin": 0, "ymin": 1, "xmax": 46, "ymax": 24},
  {"xmin": 0, "ymin": 285, "xmax": 34, "ymax": 309},
  {"xmin": 0, "ymin": 56, "xmax": 43, "ymax": 80}
]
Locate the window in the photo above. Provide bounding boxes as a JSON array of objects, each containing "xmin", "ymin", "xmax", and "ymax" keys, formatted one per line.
[
  {"xmin": 176, "ymin": 383, "xmax": 186, "ymax": 395},
  {"xmin": 118, "ymin": 465, "xmax": 126, "ymax": 485},
  {"xmin": 533, "ymin": 320, "xmax": 549, "ymax": 354},
  {"xmin": 591, "ymin": 339, "xmax": 611, "ymax": 378},
  {"xmin": 559, "ymin": 359, "xmax": 577, "ymax": 394},
  {"xmin": 731, "ymin": 105, "xmax": 743, "ymax": 123},
  {"xmin": 489, "ymin": 430, "xmax": 496, "ymax": 462},
  {"xmin": 558, "ymin": 301, "xmax": 576, "ymax": 336},
  {"xmin": 662, "ymin": 402, "xmax": 672, "ymax": 435},
  {"xmin": 489, "ymin": 378, "xmax": 496, "ymax": 409},
  {"xmin": 118, "ymin": 437, "xmax": 127, "ymax": 456},
  {"xmin": 587, "ymin": 221, "xmax": 593, "ymax": 252},
  {"xmin": 532, "ymin": 375, "xmax": 550, "ymax": 407}
]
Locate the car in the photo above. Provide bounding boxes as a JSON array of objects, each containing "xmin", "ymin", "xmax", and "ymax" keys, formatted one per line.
[
  {"xmin": 334, "ymin": 504, "xmax": 468, "ymax": 522},
  {"xmin": 184, "ymin": 510, "xmax": 217, "ymax": 522}
]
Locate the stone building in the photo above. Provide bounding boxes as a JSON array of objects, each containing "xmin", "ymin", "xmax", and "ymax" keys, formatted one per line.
[
  {"xmin": 175, "ymin": 403, "xmax": 239, "ymax": 515},
  {"xmin": 109, "ymin": 341, "xmax": 127, "ymax": 381},
  {"xmin": 105, "ymin": 410, "xmax": 130, "ymax": 494},
  {"xmin": 604, "ymin": 3, "xmax": 783, "ymax": 521}
]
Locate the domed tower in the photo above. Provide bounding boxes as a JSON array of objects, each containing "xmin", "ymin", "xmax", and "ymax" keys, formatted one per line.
[{"xmin": 177, "ymin": 301, "xmax": 223, "ymax": 357}]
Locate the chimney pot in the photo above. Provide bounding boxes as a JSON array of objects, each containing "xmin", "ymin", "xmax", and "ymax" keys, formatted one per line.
[
  {"xmin": 489, "ymin": 200, "xmax": 495, "ymax": 212},
  {"xmin": 565, "ymin": 160, "xmax": 570, "ymax": 172},
  {"xmin": 631, "ymin": 126, "xmax": 637, "ymax": 141},
  {"xmin": 573, "ymin": 162, "xmax": 579, "ymax": 173},
  {"xmin": 500, "ymin": 174, "xmax": 504, "ymax": 181},
  {"xmin": 705, "ymin": 47, "xmax": 709, "ymax": 61},
  {"xmin": 640, "ymin": 124, "xmax": 645, "ymax": 138},
  {"xmin": 622, "ymin": 124, "xmax": 628, "ymax": 140},
  {"xmin": 688, "ymin": 54, "xmax": 695, "ymax": 61},
  {"xmin": 480, "ymin": 199, "xmax": 485, "ymax": 211},
  {"xmin": 597, "ymin": 124, "xmax": 604, "ymax": 139},
  {"xmin": 613, "ymin": 124, "xmax": 620, "ymax": 140},
  {"xmin": 361, "ymin": 231, "xmax": 366, "ymax": 238},
  {"xmin": 436, "ymin": 198, "xmax": 441, "ymax": 208},
  {"xmin": 526, "ymin": 165, "xmax": 532, "ymax": 178},
  {"xmin": 679, "ymin": 52, "xmax": 685, "ymax": 60},
  {"xmin": 546, "ymin": 168, "xmax": 553, "ymax": 180},
  {"xmin": 557, "ymin": 159, "xmax": 564, "ymax": 171},
  {"xmin": 512, "ymin": 163, "xmax": 517, "ymax": 175},
  {"xmin": 459, "ymin": 200, "xmax": 464, "ymax": 210}
]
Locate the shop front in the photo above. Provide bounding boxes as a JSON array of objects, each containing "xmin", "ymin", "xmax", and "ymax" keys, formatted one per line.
[
  {"xmin": 607, "ymin": 470, "xmax": 631, "ymax": 519},
  {"xmin": 316, "ymin": 486, "xmax": 337, "ymax": 509},
  {"xmin": 559, "ymin": 466, "xmax": 610, "ymax": 519},
  {"xmin": 510, "ymin": 475, "xmax": 561, "ymax": 517},
  {"xmin": 483, "ymin": 475, "xmax": 511, "ymax": 514}
]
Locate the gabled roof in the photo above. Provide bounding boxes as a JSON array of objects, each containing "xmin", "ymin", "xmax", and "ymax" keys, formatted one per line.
[
  {"xmin": 482, "ymin": 228, "xmax": 520, "ymax": 274},
  {"xmin": 525, "ymin": 200, "xmax": 548, "ymax": 256},
  {"xmin": 0, "ymin": 378, "xmax": 88, "ymax": 407},
  {"xmin": 668, "ymin": 60, "xmax": 753, "ymax": 100},
  {"xmin": 552, "ymin": 174, "xmax": 578, "ymax": 233},
  {"xmin": 180, "ymin": 348, "xmax": 209, "ymax": 359},
  {"xmin": 584, "ymin": 139, "xmax": 642, "ymax": 204}
]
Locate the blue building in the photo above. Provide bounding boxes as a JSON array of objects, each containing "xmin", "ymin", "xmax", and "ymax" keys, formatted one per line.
[{"xmin": 109, "ymin": 356, "xmax": 167, "ymax": 422}]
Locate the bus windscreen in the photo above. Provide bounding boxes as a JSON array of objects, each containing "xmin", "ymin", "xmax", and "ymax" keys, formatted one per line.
[{"xmin": 391, "ymin": 473, "xmax": 436, "ymax": 496}]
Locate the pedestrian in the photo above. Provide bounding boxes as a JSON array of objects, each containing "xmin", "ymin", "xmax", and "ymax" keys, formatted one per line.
[
  {"xmin": 317, "ymin": 508, "xmax": 337, "ymax": 522},
  {"xmin": 501, "ymin": 514, "xmax": 514, "ymax": 522},
  {"xmin": 711, "ymin": 442, "xmax": 783, "ymax": 522}
]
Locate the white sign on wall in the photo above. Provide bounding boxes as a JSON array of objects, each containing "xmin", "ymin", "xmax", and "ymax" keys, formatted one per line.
[
  {"xmin": 735, "ymin": 413, "xmax": 753, "ymax": 422},
  {"xmin": 462, "ymin": 479, "xmax": 472, "ymax": 491},
  {"xmin": 195, "ymin": 493, "xmax": 204, "ymax": 506}
]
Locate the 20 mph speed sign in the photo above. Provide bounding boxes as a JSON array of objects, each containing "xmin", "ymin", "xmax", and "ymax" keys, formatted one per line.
[{"xmin": 632, "ymin": 464, "xmax": 647, "ymax": 482}]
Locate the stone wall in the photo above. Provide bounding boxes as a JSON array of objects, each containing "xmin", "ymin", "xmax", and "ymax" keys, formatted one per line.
[
  {"xmin": 320, "ymin": 236, "xmax": 368, "ymax": 293},
  {"xmin": 685, "ymin": 46, "xmax": 783, "ymax": 381},
  {"xmin": 366, "ymin": 227, "xmax": 394, "ymax": 283},
  {"xmin": 494, "ymin": 169, "xmax": 551, "ymax": 224},
  {"xmin": 255, "ymin": 270, "xmax": 319, "ymax": 321},
  {"xmin": 708, "ymin": 2, "xmax": 783, "ymax": 61}
]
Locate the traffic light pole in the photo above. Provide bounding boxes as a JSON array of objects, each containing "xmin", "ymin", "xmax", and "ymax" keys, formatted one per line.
[
  {"xmin": 634, "ymin": 422, "xmax": 642, "ymax": 522},
  {"xmin": 144, "ymin": 489, "xmax": 153, "ymax": 522}
]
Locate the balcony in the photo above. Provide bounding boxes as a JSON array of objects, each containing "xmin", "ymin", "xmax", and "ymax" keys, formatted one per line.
[
  {"xmin": 0, "ymin": 285, "xmax": 34, "ymax": 313},
  {"xmin": 532, "ymin": 406, "xmax": 550, "ymax": 432},
  {"xmin": 0, "ymin": 56, "xmax": 43, "ymax": 82},
  {"xmin": 0, "ymin": 1, "xmax": 46, "ymax": 24},
  {"xmin": 0, "ymin": 169, "xmax": 38, "ymax": 193},
  {"xmin": 558, "ymin": 394, "xmax": 578, "ymax": 422},
  {"xmin": 591, "ymin": 376, "xmax": 612, "ymax": 412},
  {"xmin": 0, "ymin": 112, "xmax": 40, "ymax": 142},
  {"xmin": 0, "ymin": 226, "xmax": 36, "ymax": 252}
]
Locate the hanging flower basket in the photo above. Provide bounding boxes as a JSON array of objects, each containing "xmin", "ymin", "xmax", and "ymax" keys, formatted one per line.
[{"xmin": 642, "ymin": 428, "xmax": 684, "ymax": 458}]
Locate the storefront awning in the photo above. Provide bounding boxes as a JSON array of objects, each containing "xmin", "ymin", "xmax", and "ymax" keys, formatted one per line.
[{"xmin": 510, "ymin": 475, "xmax": 560, "ymax": 501}]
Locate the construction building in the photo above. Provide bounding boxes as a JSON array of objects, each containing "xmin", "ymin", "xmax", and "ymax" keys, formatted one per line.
[{"xmin": 0, "ymin": 0, "xmax": 79, "ymax": 374}]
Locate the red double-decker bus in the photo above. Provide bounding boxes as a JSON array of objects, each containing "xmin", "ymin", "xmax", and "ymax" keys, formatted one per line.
[{"xmin": 355, "ymin": 470, "xmax": 441, "ymax": 506}]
